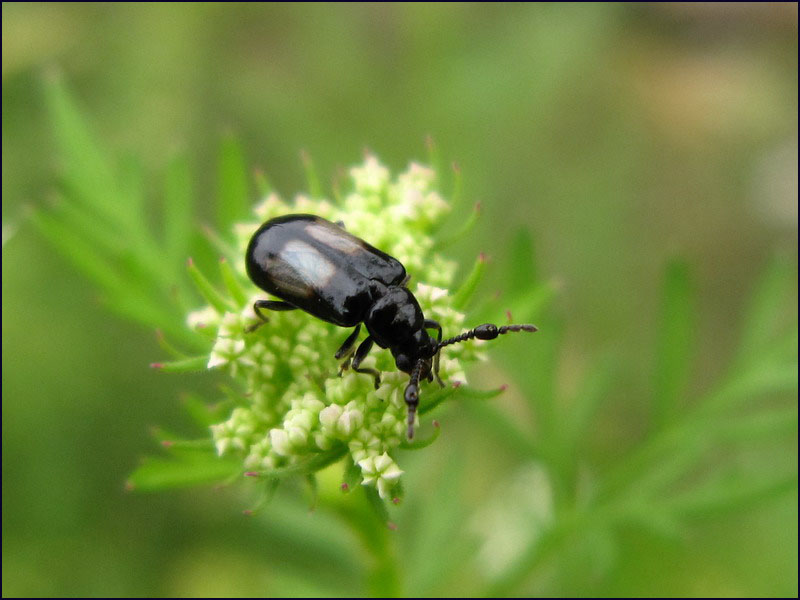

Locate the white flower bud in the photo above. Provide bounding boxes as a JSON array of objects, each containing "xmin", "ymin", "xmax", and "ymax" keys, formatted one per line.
[{"xmin": 270, "ymin": 429, "xmax": 291, "ymax": 456}]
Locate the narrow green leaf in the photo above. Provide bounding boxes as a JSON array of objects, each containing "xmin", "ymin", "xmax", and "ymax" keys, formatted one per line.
[
  {"xmin": 127, "ymin": 455, "xmax": 240, "ymax": 491},
  {"xmin": 399, "ymin": 421, "xmax": 441, "ymax": 450},
  {"xmin": 713, "ymin": 406, "xmax": 798, "ymax": 442},
  {"xmin": 300, "ymin": 149, "xmax": 322, "ymax": 199},
  {"xmin": 425, "ymin": 134, "xmax": 441, "ymax": 181},
  {"xmin": 305, "ymin": 473, "xmax": 319, "ymax": 511},
  {"xmin": 665, "ymin": 472, "xmax": 798, "ymax": 517},
  {"xmin": 182, "ymin": 393, "xmax": 221, "ymax": 427},
  {"xmin": 216, "ymin": 135, "xmax": 249, "ymax": 235},
  {"xmin": 48, "ymin": 197, "xmax": 125, "ymax": 256},
  {"xmin": 653, "ymin": 259, "xmax": 695, "ymax": 429},
  {"xmin": 248, "ymin": 445, "xmax": 348, "ymax": 479},
  {"xmin": 253, "ymin": 168, "xmax": 272, "ymax": 197},
  {"xmin": 187, "ymin": 258, "xmax": 235, "ymax": 314},
  {"xmin": 451, "ymin": 253, "xmax": 487, "ymax": 310},
  {"xmin": 417, "ymin": 386, "xmax": 460, "ymax": 416},
  {"xmin": 117, "ymin": 154, "xmax": 152, "ymax": 250},
  {"xmin": 341, "ymin": 455, "xmax": 361, "ymax": 492},
  {"xmin": 155, "ymin": 329, "xmax": 188, "ymax": 359},
  {"xmin": 362, "ymin": 485, "xmax": 392, "ymax": 528},
  {"xmin": 462, "ymin": 399, "xmax": 539, "ymax": 457},
  {"xmin": 219, "ymin": 258, "xmax": 249, "ymax": 308},
  {"xmin": 503, "ymin": 282, "xmax": 557, "ymax": 325},
  {"xmin": 456, "ymin": 385, "xmax": 508, "ymax": 400},
  {"xmin": 508, "ymin": 228, "xmax": 538, "ymax": 292},
  {"xmin": 449, "ymin": 161, "xmax": 463, "ymax": 212},
  {"xmin": 163, "ymin": 153, "xmax": 193, "ymax": 273},
  {"xmin": 703, "ymin": 359, "xmax": 798, "ymax": 414},
  {"xmin": 152, "ymin": 355, "xmax": 209, "ymax": 373},
  {"xmin": 432, "ymin": 202, "xmax": 481, "ymax": 250},
  {"xmin": 564, "ymin": 352, "xmax": 616, "ymax": 450},
  {"xmin": 516, "ymin": 316, "xmax": 562, "ymax": 435},
  {"xmin": 244, "ymin": 478, "xmax": 281, "ymax": 515},
  {"xmin": 31, "ymin": 208, "xmax": 128, "ymax": 298},
  {"xmin": 736, "ymin": 254, "xmax": 796, "ymax": 367},
  {"xmin": 43, "ymin": 74, "xmax": 125, "ymax": 228},
  {"xmin": 200, "ymin": 223, "xmax": 242, "ymax": 266}
]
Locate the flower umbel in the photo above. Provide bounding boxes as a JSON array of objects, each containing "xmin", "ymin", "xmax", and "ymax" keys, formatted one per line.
[{"xmin": 199, "ymin": 155, "xmax": 485, "ymax": 500}]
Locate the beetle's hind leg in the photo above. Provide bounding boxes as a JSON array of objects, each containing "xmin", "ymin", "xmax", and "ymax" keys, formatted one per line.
[
  {"xmin": 352, "ymin": 336, "xmax": 381, "ymax": 389},
  {"xmin": 246, "ymin": 300, "xmax": 297, "ymax": 333},
  {"xmin": 335, "ymin": 324, "xmax": 361, "ymax": 375}
]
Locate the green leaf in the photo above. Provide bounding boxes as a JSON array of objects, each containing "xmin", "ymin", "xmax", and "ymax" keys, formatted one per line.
[
  {"xmin": 187, "ymin": 258, "xmax": 236, "ymax": 314},
  {"xmin": 219, "ymin": 257, "xmax": 249, "ymax": 308},
  {"xmin": 503, "ymin": 282, "xmax": 557, "ymax": 325},
  {"xmin": 30, "ymin": 207, "xmax": 128, "ymax": 298},
  {"xmin": 127, "ymin": 454, "xmax": 241, "ymax": 491},
  {"xmin": 163, "ymin": 153, "xmax": 194, "ymax": 276},
  {"xmin": 300, "ymin": 149, "xmax": 323, "ymax": 199},
  {"xmin": 341, "ymin": 455, "xmax": 361, "ymax": 492},
  {"xmin": 432, "ymin": 202, "xmax": 480, "ymax": 250},
  {"xmin": 451, "ymin": 253, "xmax": 487, "ymax": 310},
  {"xmin": 400, "ymin": 421, "xmax": 442, "ymax": 450},
  {"xmin": 181, "ymin": 393, "xmax": 223, "ymax": 427},
  {"xmin": 43, "ymin": 74, "xmax": 124, "ymax": 229},
  {"xmin": 653, "ymin": 259, "xmax": 695, "ymax": 429},
  {"xmin": 362, "ymin": 485, "xmax": 392, "ymax": 528},
  {"xmin": 253, "ymin": 168, "xmax": 273, "ymax": 197},
  {"xmin": 665, "ymin": 472, "xmax": 798, "ymax": 517},
  {"xmin": 508, "ymin": 228, "xmax": 538, "ymax": 292},
  {"xmin": 703, "ymin": 359, "xmax": 798, "ymax": 414},
  {"xmin": 117, "ymin": 154, "xmax": 155, "ymax": 258},
  {"xmin": 152, "ymin": 355, "xmax": 209, "ymax": 373},
  {"xmin": 713, "ymin": 406, "xmax": 798, "ymax": 443},
  {"xmin": 462, "ymin": 398, "xmax": 539, "ymax": 457},
  {"xmin": 515, "ymin": 315, "xmax": 562, "ymax": 437},
  {"xmin": 248, "ymin": 445, "xmax": 348, "ymax": 479},
  {"xmin": 735, "ymin": 254, "xmax": 796, "ymax": 368},
  {"xmin": 216, "ymin": 135, "xmax": 249, "ymax": 236},
  {"xmin": 563, "ymin": 352, "xmax": 616, "ymax": 451}
]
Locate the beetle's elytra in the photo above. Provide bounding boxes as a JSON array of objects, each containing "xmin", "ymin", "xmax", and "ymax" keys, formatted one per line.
[{"xmin": 245, "ymin": 214, "xmax": 537, "ymax": 439}]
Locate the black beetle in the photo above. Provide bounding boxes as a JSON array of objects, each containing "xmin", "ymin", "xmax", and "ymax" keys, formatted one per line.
[{"xmin": 245, "ymin": 214, "xmax": 537, "ymax": 439}]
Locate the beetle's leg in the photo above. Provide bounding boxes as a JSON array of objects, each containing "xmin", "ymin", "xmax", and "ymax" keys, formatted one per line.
[
  {"xmin": 335, "ymin": 324, "xmax": 361, "ymax": 375},
  {"xmin": 424, "ymin": 318, "xmax": 444, "ymax": 387},
  {"xmin": 437, "ymin": 323, "xmax": 538, "ymax": 348},
  {"xmin": 246, "ymin": 300, "xmax": 297, "ymax": 333},
  {"xmin": 403, "ymin": 359, "xmax": 426, "ymax": 439},
  {"xmin": 351, "ymin": 336, "xmax": 381, "ymax": 389},
  {"xmin": 335, "ymin": 324, "xmax": 361, "ymax": 360}
]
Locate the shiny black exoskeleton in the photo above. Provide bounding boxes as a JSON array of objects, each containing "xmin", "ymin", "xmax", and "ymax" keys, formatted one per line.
[{"xmin": 245, "ymin": 214, "xmax": 537, "ymax": 438}]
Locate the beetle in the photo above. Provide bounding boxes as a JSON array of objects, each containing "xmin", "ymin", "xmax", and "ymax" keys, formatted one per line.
[{"xmin": 245, "ymin": 214, "xmax": 537, "ymax": 439}]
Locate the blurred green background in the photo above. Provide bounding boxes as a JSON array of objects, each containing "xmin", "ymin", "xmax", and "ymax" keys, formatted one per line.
[{"xmin": 2, "ymin": 3, "xmax": 797, "ymax": 597}]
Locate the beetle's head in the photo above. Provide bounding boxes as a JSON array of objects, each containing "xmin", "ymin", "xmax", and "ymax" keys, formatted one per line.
[{"xmin": 391, "ymin": 328, "xmax": 437, "ymax": 374}]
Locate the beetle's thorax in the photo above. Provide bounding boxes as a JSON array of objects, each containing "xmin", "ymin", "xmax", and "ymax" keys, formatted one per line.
[{"xmin": 363, "ymin": 282, "xmax": 437, "ymax": 373}]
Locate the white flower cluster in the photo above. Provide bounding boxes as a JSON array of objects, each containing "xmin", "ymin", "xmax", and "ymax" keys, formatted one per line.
[{"xmin": 199, "ymin": 155, "xmax": 483, "ymax": 500}]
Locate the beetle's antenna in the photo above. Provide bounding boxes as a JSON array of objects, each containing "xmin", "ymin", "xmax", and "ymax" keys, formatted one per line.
[
  {"xmin": 437, "ymin": 323, "xmax": 537, "ymax": 350},
  {"xmin": 404, "ymin": 359, "xmax": 425, "ymax": 439}
]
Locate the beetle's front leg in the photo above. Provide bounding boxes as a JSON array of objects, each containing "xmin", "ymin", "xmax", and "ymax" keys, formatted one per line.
[
  {"xmin": 351, "ymin": 336, "xmax": 381, "ymax": 389},
  {"xmin": 246, "ymin": 300, "xmax": 297, "ymax": 333}
]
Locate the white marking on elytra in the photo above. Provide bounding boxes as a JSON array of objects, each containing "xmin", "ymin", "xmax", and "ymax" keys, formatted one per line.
[
  {"xmin": 280, "ymin": 239, "xmax": 336, "ymax": 286},
  {"xmin": 306, "ymin": 221, "xmax": 362, "ymax": 254}
]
